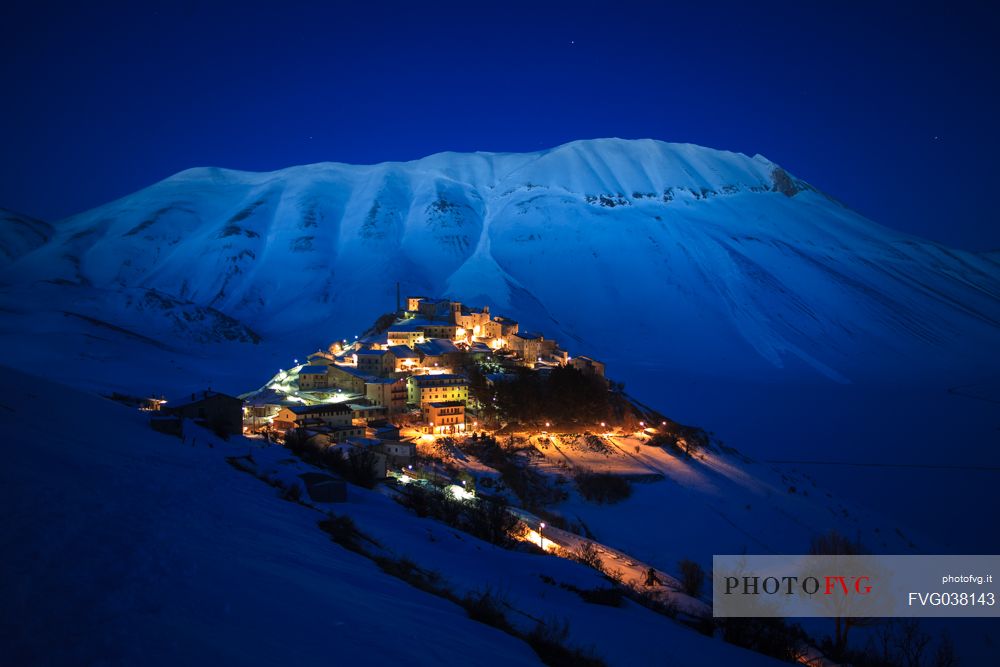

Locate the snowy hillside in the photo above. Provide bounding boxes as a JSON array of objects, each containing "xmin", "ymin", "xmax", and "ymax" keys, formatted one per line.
[
  {"xmin": 0, "ymin": 366, "xmax": 794, "ymax": 666},
  {"xmin": 1, "ymin": 138, "xmax": 997, "ymax": 392},
  {"xmin": 0, "ymin": 366, "xmax": 544, "ymax": 666}
]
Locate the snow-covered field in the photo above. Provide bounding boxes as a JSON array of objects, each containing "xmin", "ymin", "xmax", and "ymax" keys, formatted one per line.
[{"xmin": 419, "ymin": 430, "xmax": 921, "ymax": 569}]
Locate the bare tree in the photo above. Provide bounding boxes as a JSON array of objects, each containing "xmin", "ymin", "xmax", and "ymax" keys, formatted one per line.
[
  {"xmin": 573, "ymin": 541, "xmax": 604, "ymax": 572},
  {"xmin": 896, "ymin": 620, "xmax": 931, "ymax": 667},
  {"xmin": 677, "ymin": 559, "xmax": 705, "ymax": 597},
  {"xmin": 932, "ymin": 632, "xmax": 957, "ymax": 667},
  {"xmin": 808, "ymin": 530, "xmax": 871, "ymax": 654}
]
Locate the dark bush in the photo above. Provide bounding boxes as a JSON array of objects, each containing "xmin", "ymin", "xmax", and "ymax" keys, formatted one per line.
[
  {"xmin": 677, "ymin": 559, "xmax": 706, "ymax": 598},
  {"xmin": 372, "ymin": 556, "xmax": 450, "ymax": 598},
  {"xmin": 371, "ymin": 312, "xmax": 397, "ymax": 332},
  {"xmin": 716, "ymin": 617, "xmax": 806, "ymax": 662},
  {"xmin": 526, "ymin": 620, "xmax": 607, "ymax": 667},
  {"xmin": 462, "ymin": 589, "xmax": 512, "ymax": 632},
  {"xmin": 400, "ymin": 484, "xmax": 436, "ymax": 517},
  {"xmin": 577, "ymin": 586, "xmax": 623, "ymax": 607},
  {"xmin": 281, "ymin": 483, "xmax": 303, "ymax": 503},
  {"xmin": 575, "ymin": 471, "xmax": 631, "ymax": 504},
  {"xmin": 466, "ymin": 496, "xmax": 521, "ymax": 547},
  {"xmin": 283, "ymin": 428, "xmax": 311, "ymax": 456},
  {"xmin": 341, "ymin": 447, "xmax": 382, "ymax": 488},
  {"xmin": 318, "ymin": 514, "xmax": 360, "ymax": 550}
]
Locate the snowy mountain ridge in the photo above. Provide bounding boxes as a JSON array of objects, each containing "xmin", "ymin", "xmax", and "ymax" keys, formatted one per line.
[
  {"xmin": 3, "ymin": 140, "xmax": 997, "ymax": 662},
  {"xmin": 1, "ymin": 138, "xmax": 998, "ymax": 392}
]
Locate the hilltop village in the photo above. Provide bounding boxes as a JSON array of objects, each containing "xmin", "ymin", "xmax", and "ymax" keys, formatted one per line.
[
  {"xmin": 252, "ymin": 297, "xmax": 605, "ymax": 426},
  {"xmin": 139, "ymin": 297, "xmax": 864, "ymax": 666},
  {"xmin": 144, "ymin": 294, "xmax": 698, "ymax": 490},
  {"xmin": 238, "ymin": 297, "xmax": 609, "ymax": 458}
]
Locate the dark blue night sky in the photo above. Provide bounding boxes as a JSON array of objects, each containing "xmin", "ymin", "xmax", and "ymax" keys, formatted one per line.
[{"xmin": 3, "ymin": 1, "xmax": 999, "ymax": 249}]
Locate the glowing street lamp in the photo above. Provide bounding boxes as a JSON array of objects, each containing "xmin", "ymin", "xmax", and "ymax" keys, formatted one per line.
[{"xmin": 539, "ymin": 522, "xmax": 546, "ymax": 550}]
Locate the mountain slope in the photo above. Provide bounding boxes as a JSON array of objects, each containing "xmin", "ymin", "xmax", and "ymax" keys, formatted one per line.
[
  {"xmin": 1, "ymin": 366, "xmax": 805, "ymax": 666},
  {"xmin": 0, "ymin": 138, "xmax": 997, "ymax": 390},
  {"xmin": 0, "ymin": 366, "xmax": 544, "ymax": 666}
]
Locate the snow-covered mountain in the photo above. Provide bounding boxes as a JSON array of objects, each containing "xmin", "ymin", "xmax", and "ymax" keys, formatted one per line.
[
  {"xmin": 1, "ymin": 138, "xmax": 998, "ymax": 391},
  {"xmin": 3, "ymin": 141, "xmax": 997, "ymax": 662}
]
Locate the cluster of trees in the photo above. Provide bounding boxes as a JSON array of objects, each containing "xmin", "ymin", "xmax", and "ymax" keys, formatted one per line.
[
  {"xmin": 466, "ymin": 363, "xmax": 619, "ymax": 428},
  {"xmin": 646, "ymin": 420, "xmax": 710, "ymax": 458},
  {"xmin": 461, "ymin": 434, "xmax": 567, "ymax": 509},
  {"xmin": 283, "ymin": 429, "xmax": 381, "ymax": 488},
  {"xmin": 825, "ymin": 621, "xmax": 957, "ymax": 667},
  {"xmin": 399, "ymin": 484, "xmax": 522, "ymax": 548}
]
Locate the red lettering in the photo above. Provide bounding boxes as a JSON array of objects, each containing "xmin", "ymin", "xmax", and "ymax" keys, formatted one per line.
[{"xmin": 824, "ymin": 576, "xmax": 848, "ymax": 595}]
